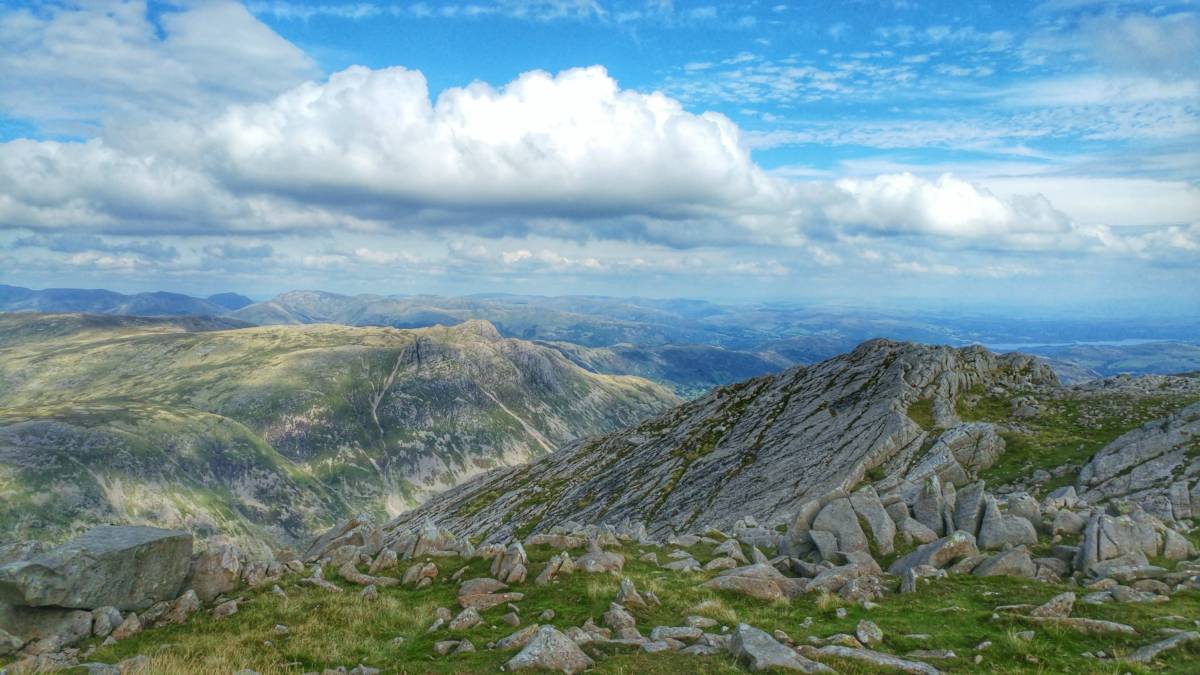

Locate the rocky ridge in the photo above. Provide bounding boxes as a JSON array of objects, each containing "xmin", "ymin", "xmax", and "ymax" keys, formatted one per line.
[{"xmin": 383, "ymin": 340, "xmax": 1057, "ymax": 541}]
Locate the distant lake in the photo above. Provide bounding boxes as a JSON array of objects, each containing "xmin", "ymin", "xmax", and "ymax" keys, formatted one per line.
[{"xmin": 983, "ymin": 338, "xmax": 1188, "ymax": 351}]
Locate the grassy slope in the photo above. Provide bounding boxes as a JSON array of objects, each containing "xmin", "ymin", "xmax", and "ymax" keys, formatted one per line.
[
  {"xmin": 23, "ymin": 539, "xmax": 1199, "ymax": 674},
  {"xmin": 0, "ymin": 316, "xmax": 676, "ymax": 548}
]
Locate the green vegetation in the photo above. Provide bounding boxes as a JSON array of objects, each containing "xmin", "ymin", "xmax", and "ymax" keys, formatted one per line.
[
  {"xmin": 15, "ymin": 539, "xmax": 1197, "ymax": 674},
  {"xmin": 906, "ymin": 398, "xmax": 936, "ymax": 432}
]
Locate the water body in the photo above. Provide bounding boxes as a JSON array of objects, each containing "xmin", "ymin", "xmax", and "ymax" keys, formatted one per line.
[{"xmin": 983, "ymin": 338, "xmax": 1185, "ymax": 351}]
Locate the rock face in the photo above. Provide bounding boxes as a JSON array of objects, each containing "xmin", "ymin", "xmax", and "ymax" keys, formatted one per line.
[
  {"xmin": 385, "ymin": 341, "xmax": 1055, "ymax": 540},
  {"xmin": 1077, "ymin": 401, "xmax": 1200, "ymax": 520},
  {"xmin": 0, "ymin": 526, "xmax": 192, "ymax": 610}
]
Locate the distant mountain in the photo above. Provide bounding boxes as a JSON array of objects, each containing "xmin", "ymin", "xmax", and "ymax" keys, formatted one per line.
[
  {"xmin": 206, "ymin": 292, "xmax": 254, "ymax": 311},
  {"xmin": 1015, "ymin": 341, "xmax": 1200, "ymax": 382},
  {"xmin": 0, "ymin": 314, "xmax": 677, "ymax": 553},
  {"xmin": 540, "ymin": 341, "xmax": 791, "ymax": 398},
  {"xmin": 0, "ymin": 284, "xmax": 230, "ymax": 317}
]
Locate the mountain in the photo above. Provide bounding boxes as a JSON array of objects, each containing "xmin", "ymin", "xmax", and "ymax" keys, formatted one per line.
[
  {"xmin": 0, "ymin": 284, "xmax": 231, "ymax": 317},
  {"xmin": 206, "ymin": 292, "xmax": 255, "ymax": 311},
  {"xmin": 384, "ymin": 340, "xmax": 1060, "ymax": 540},
  {"xmin": 0, "ymin": 314, "xmax": 677, "ymax": 553},
  {"xmin": 539, "ymin": 341, "xmax": 792, "ymax": 398},
  {"xmin": 1014, "ymin": 341, "xmax": 1200, "ymax": 382}
]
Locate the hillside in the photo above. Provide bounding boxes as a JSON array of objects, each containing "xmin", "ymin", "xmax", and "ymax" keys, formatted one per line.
[
  {"xmin": 385, "ymin": 340, "xmax": 1060, "ymax": 540},
  {"xmin": 0, "ymin": 314, "xmax": 677, "ymax": 553}
]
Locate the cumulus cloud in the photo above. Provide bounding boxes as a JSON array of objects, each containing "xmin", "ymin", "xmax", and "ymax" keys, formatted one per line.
[
  {"xmin": 0, "ymin": 47, "xmax": 1191, "ymax": 269},
  {"xmin": 0, "ymin": 1, "xmax": 317, "ymax": 134}
]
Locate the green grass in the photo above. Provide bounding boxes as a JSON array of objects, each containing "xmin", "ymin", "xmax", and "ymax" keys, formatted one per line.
[
  {"xmin": 906, "ymin": 398, "xmax": 937, "ymax": 432},
  {"xmin": 13, "ymin": 540, "xmax": 1198, "ymax": 674}
]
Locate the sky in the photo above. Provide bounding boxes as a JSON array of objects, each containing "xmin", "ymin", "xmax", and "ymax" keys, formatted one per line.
[{"xmin": 0, "ymin": 0, "xmax": 1197, "ymax": 314}]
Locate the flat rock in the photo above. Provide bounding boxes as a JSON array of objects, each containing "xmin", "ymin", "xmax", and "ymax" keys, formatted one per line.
[
  {"xmin": 730, "ymin": 623, "xmax": 833, "ymax": 672},
  {"xmin": 813, "ymin": 645, "xmax": 941, "ymax": 674}
]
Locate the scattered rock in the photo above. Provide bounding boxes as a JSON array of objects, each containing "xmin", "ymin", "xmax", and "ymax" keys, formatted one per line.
[{"xmin": 505, "ymin": 626, "xmax": 595, "ymax": 674}]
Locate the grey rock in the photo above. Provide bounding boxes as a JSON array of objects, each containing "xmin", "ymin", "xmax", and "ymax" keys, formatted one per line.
[
  {"xmin": 0, "ymin": 603, "xmax": 92, "ymax": 653},
  {"xmin": 849, "ymin": 486, "xmax": 896, "ymax": 555},
  {"xmin": 912, "ymin": 476, "xmax": 946, "ymax": 536},
  {"xmin": 189, "ymin": 543, "xmax": 242, "ymax": 604},
  {"xmin": 730, "ymin": 623, "xmax": 833, "ymax": 672},
  {"xmin": 0, "ymin": 526, "xmax": 191, "ymax": 611},
  {"xmin": 977, "ymin": 498, "xmax": 1037, "ymax": 550},
  {"xmin": 812, "ymin": 498, "xmax": 870, "ymax": 556},
  {"xmin": 973, "ymin": 548, "xmax": 1036, "ymax": 578},
  {"xmin": 1124, "ymin": 631, "xmax": 1200, "ymax": 664},
  {"xmin": 812, "ymin": 645, "xmax": 942, "ymax": 674},
  {"xmin": 953, "ymin": 482, "xmax": 986, "ymax": 537},
  {"xmin": 505, "ymin": 625, "xmax": 595, "ymax": 674},
  {"xmin": 91, "ymin": 607, "xmax": 123, "ymax": 638},
  {"xmin": 702, "ymin": 564, "xmax": 806, "ymax": 602},
  {"xmin": 1077, "ymin": 401, "xmax": 1200, "ymax": 520},
  {"xmin": 888, "ymin": 531, "xmax": 979, "ymax": 577}
]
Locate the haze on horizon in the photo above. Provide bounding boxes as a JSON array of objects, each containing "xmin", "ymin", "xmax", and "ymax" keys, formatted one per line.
[{"xmin": 0, "ymin": 0, "xmax": 1197, "ymax": 315}]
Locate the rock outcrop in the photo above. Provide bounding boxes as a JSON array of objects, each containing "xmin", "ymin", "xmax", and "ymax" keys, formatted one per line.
[
  {"xmin": 1077, "ymin": 401, "xmax": 1200, "ymax": 521},
  {"xmin": 385, "ymin": 340, "xmax": 1055, "ymax": 541}
]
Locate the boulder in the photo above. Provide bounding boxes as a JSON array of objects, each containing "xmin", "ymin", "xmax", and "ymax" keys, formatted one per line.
[
  {"xmin": 977, "ymin": 498, "xmax": 1037, "ymax": 550},
  {"xmin": 505, "ymin": 625, "xmax": 595, "ymax": 674},
  {"xmin": 912, "ymin": 476, "xmax": 945, "ymax": 536},
  {"xmin": 812, "ymin": 645, "xmax": 942, "ymax": 674},
  {"xmin": 812, "ymin": 498, "xmax": 870, "ymax": 556},
  {"xmin": 0, "ymin": 603, "xmax": 92, "ymax": 654},
  {"xmin": 952, "ymin": 482, "xmax": 986, "ymax": 537},
  {"xmin": 189, "ymin": 543, "xmax": 242, "ymax": 604},
  {"xmin": 574, "ymin": 541, "xmax": 624, "ymax": 574},
  {"xmin": 730, "ymin": 623, "xmax": 833, "ymax": 672},
  {"xmin": 1030, "ymin": 592, "xmax": 1075, "ymax": 618},
  {"xmin": 0, "ymin": 526, "xmax": 192, "ymax": 611},
  {"xmin": 702, "ymin": 564, "xmax": 806, "ymax": 603},
  {"xmin": 91, "ymin": 607, "xmax": 122, "ymax": 638},
  {"xmin": 304, "ymin": 515, "xmax": 380, "ymax": 561},
  {"xmin": 1124, "ymin": 631, "xmax": 1200, "ymax": 664},
  {"xmin": 1006, "ymin": 493, "xmax": 1041, "ymax": 526},
  {"xmin": 849, "ymin": 486, "xmax": 896, "ymax": 555},
  {"xmin": 972, "ymin": 548, "xmax": 1035, "ymax": 578},
  {"xmin": 888, "ymin": 531, "xmax": 979, "ymax": 577}
]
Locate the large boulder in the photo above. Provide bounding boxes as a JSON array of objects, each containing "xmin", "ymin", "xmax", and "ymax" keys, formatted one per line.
[
  {"xmin": 888, "ymin": 531, "xmax": 979, "ymax": 577},
  {"xmin": 0, "ymin": 526, "xmax": 192, "ymax": 611},
  {"xmin": 811, "ymin": 498, "xmax": 870, "ymax": 557},
  {"xmin": 849, "ymin": 487, "xmax": 896, "ymax": 555},
  {"xmin": 1074, "ymin": 512, "xmax": 1165, "ymax": 574},
  {"xmin": 505, "ymin": 625, "xmax": 594, "ymax": 673},
  {"xmin": 702, "ymin": 564, "xmax": 806, "ymax": 603},
  {"xmin": 976, "ymin": 497, "xmax": 1037, "ymax": 550},
  {"xmin": 973, "ymin": 548, "xmax": 1036, "ymax": 578}
]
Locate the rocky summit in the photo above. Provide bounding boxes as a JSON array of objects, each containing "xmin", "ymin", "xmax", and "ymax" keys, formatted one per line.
[{"xmin": 384, "ymin": 340, "xmax": 1057, "ymax": 541}]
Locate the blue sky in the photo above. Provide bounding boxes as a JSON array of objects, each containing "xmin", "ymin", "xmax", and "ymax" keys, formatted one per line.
[{"xmin": 0, "ymin": 0, "xmax": 1197, "ymax": 314}]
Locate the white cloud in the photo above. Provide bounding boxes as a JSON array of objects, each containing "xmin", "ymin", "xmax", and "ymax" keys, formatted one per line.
[{"xmin": 0, "ymin": 1, "xmax": 317, "ymax": 134}]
